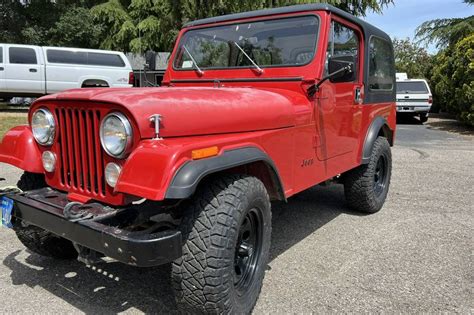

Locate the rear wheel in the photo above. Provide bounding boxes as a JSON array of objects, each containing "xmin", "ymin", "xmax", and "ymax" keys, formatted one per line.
[
  {"xmin": 13, "ymin": 172, "xmax": 77, "ymax": 259},
  {"xmin": 343, "ymin": 137, "xmax": 392, "ymax": 213},
  {"xmin": 420, "ymin": 113, "xmax": 429, "ymax": 123},
  {"xmin": 172, "ymin": 175, "xmax": 271, "ymax": 314}
]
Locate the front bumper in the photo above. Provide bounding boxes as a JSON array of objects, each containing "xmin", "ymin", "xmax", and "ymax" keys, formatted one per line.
[{"xmin": 7, "ymin": 188, "xmax": 182, "ymax": 267}]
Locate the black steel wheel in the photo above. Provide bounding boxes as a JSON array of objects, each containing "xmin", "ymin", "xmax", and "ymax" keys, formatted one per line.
[
  {"xmin": 172, "ymin": 175, "xmax": 271, "ymax": 314},
  {"xmin": 373, "ymin": 155, "xmax": 388, "ymax": 198},
  {"xmin": 234, "ymin": 207, "xmax": 264, "ymax": 295}
]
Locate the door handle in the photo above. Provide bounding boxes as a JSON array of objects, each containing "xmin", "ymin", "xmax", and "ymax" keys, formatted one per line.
[
  {"xmin": 29, "ymin": 68, "xmax": 37, "ymax": 73},
  {"xmin": 0, "ymin": 67, "xmax": 4, "ymax": 71},
  {"xmin": 354, "ymin": 87, "xmax": 362, "ymax": 104}
]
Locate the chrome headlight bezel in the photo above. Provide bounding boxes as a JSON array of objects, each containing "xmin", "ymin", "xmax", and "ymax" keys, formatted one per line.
[
  {"xmin": 31, "ymin": 108, "xmax": 56, "ymax": 146},
  {"xmin": 99, "ymin": 112, "xmax": 133, "ymax": 159}
]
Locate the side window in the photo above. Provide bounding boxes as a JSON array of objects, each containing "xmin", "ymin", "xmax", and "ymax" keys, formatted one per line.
[
  {"xmin": 87, "ymin": 53, "xmax": 125, "ymax": 67},
  {"xmin": 368, "ymin": 37, "xmax": 394, "ymax": 90},
  {"xmin": 47, "ymin": 50, "xmax": 87, "ymax": 65},
  {"xmin": 325, "ymin": 21, "xmax": 359, "ymax": 79},
  {"xmin": 0, "ymin": 47, "xmax": 3, "ymax": 63},
  {"xmin": 9, "ymin": 47, "xmax": 37, "ymax": 64}
]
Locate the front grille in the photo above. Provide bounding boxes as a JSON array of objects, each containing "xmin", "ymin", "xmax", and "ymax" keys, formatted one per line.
[{"xmin": 55, "ymin": 108, "xmax": 106, "ymax": 197}]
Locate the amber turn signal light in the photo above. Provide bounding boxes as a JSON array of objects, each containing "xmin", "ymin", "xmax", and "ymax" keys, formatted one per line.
[{"xmin": 192, "ymin": 146, "xmax": 219, "ymax": 160}]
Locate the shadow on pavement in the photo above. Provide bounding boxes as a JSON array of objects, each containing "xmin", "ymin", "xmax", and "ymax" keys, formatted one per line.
[
  {"xmin": 396, "ymin": 114, "xmax": 423, "ymax": 125},
  {"xmin": 426, "ymin": 118, "xmax": 474, "ymax": 136},
  {"xmin": 3, "ymin": 185, "xmax": 351, "ymax": 313}
]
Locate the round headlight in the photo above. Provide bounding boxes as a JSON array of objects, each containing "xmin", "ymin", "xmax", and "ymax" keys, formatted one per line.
[
  {"xmin": 32, "ymin": 108, "xmax": 55, "ymax": 145},
  {"xmin": 100, "ymin": 112, "xmax": 132, "ymax": 158},
  {"xmin": 42, "ymin": 151, "xmax": 56, "ymax": 173},
  {"xmin": 105, "ymin": 162, "xmax": 122, "ymax": 188}
]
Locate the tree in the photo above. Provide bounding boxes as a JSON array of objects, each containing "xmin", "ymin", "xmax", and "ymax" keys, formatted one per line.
[
  {"xmin": 0, "ymin": 0, "xmax": 106, "ymax": 46},
  {"xmin": 415, "ymin": 0, "xmax": 473, "ymax": 49},
  {"xmin": 48, "ymin": 7, "xmax": 104, "ymax": 48},
  {"xmin": 431, "ymin": 35, "xmax": 474, "ymax": 125},
  {"xmin": 392, "ymin": 38, "xmax": 432, "ymax": 78},
  {"xmin": 92, "ymin": 0, "xmax": 394, "ymax": 53},
  {"xmin": 0, "ymin": 1, "xmax": 25, "ymax": 43}
]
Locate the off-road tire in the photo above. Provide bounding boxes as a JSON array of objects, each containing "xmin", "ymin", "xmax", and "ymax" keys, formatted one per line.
[
  {"xmin": 13, "ymin": 172, "xmax": 77, "ymax": 259},
  {"xmin": 420, "ymin": 113, "xmax": 428, "ymax": 123},
  {"xmin": 344, "ymin": 137, "xmax": 392, "ymax": 213},
  {"xmin": 172, "ymin": 175, "xmax": 272, "ymax": 314}
]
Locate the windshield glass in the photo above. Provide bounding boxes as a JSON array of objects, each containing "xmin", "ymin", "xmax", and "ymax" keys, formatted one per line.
[
  {"xmin": 174, "ymin": 15, "xmax": 319, "ymax": 70},
  {"xmin": 397, "ymin": 81, "xmax": 429, "ymax": 94}
]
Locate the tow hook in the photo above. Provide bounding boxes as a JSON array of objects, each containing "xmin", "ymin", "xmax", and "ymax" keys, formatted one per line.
[{"xmin": 73, "ymin": 243, "xmax": 104, "ymax": 265}]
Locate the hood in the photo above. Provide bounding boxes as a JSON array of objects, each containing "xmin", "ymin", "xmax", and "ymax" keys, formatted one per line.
[{"xmin": 42, "ymin": 87, "xmax": 302, "ymax": 138}]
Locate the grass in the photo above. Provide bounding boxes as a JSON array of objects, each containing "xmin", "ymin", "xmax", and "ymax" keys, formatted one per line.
[{"xmin": 0, "ymin": 115, "xmax": 28, "ymax": 140}]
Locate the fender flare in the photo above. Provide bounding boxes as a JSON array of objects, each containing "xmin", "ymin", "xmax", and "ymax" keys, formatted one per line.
[
  {"xmin": 0, "ymin": 126, "xmax": 43, "ymax": 173},
  {"xmin": 165, "ymin": 147, "xmax": 285, "ymax": 200},
  {"xmin": 361, "ymin": 116, "xmax": 392, "ymax": 164}
]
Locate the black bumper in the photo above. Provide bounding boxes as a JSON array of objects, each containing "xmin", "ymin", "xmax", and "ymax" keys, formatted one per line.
[{"xmin": 8, "ymin": 189, "xmax": 182, "ymax": 267}]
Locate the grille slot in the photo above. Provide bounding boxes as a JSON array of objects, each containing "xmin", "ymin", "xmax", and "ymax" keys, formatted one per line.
[{"xmin": 56, "ymin": 108, "xmax": 106, "ymax": 197}]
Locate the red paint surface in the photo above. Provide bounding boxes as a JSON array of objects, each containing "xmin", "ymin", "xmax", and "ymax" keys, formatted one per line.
[{"xmin": 0, "ymin": 9, "xmax": 396, "ymax": 206}]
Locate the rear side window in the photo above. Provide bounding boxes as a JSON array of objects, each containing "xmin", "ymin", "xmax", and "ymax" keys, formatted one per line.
[
  {"xmin": 47, "ymin": 49, "xmax": 125, "ymax": 67},
  {"xmin": 0, "ymin": 47, "xmax": 3, "ymax": 63},
  {"xmin": 368, "ymin": 37, "xmax": 394, "ymax": 90},
  {"xmin": 9, "ymin": 47, "xmax": 37, "ymax": 64},
  {"xmin": 87, "ymin": 53, "xmax": 125, "ymax": 67},
  {"xmin": 397, "ymin": 81, "xmax": 429, "ymax": 94},
  {"xmin": 47, "ymin": 50, "xmax": 87, "ymax": 65}
]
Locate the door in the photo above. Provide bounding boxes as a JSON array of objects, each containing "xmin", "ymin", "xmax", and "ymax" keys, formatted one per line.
[
  {"xmin": 4, "ymin": 45, "xmax": 44, "ymax": 94},
  {"xmin": 317, "ymin": 18, "xmax": 363, "ymax": 160},
  {"xmin": 0, "ymin": 45, "xmax": 5, "ymax": 92}
]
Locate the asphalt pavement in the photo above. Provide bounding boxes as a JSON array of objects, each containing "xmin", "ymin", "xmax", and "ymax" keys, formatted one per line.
[{"xmin": 0, "ymin": 118, "xmax": 472, "ymax": 313}]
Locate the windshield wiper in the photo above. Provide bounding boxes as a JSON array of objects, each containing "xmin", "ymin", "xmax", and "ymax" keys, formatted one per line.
[
  {"xmin": 182, "ymin": 45, "xmax": 204, "ymax": 76},
  {"xmin": 232, "ymin": 41, "xmax": 264, "ymax": 75}
]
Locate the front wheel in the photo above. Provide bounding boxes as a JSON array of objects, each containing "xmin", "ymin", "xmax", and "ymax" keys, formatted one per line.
[
  {"xmin": 343, "ymin": 137, "xmax": 392, "ymax": 213},
  {"xmin": 172, "ymin": 175, "xmax": 272, "ymax": 314},
  {"xmin": 13, "ymin": 172, "xmax": 77, "ymax": 259}
]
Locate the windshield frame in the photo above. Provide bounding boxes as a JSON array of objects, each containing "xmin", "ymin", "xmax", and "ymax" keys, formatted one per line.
[{"xmin": 172, "ymin": 14, "xmax": 321, "ymax": 72}]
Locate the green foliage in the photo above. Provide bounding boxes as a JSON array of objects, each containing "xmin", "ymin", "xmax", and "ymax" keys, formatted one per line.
[
  {"xmin": 0, "ymin": 1, "xmax": 26, "ymax": 43},
  {"xmin": 48, "ymin": 7, "xmax": 103, "ymax": 48},
  {"xmin": 416, "ymin": 15, "xmax": 474, "ymax": 49},
  {"xmin": 417, "ymin": 0, "xmax": 474, "ymax": 125},
  {"xmin": 92, "ymin": 0, "xmax": 394, "ymax": 53},
  {"xmin": 0, "ymin": 0, "xmax": 107, "ymax": 47},
  {"xmin": 431, "ymin": 35, "xmax": 474, "ymax": 125},
  {"xmin": 393, "ymin": 38, "xmax": 432, "ymax": 78}
]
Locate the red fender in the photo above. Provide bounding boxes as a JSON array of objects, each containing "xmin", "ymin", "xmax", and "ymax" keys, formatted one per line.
[{"xmin": 0, "ymin": 126, "xmax": 43, "ymax": 173}]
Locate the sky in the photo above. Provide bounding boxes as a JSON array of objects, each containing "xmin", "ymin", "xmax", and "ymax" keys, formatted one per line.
[{"xmin": 363, "ymin": 0, "xmax": 474, "ymax": 52}]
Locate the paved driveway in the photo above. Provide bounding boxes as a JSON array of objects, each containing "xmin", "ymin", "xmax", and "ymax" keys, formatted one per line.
[{"xmin": 0, "ymin": 120, "xmax": 472, "ymax": 313}]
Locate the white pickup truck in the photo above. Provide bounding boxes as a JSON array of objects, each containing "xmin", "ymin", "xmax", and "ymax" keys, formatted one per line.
[{"xmin": 0, "ymin": 44, "xmax": 133, "ymax": 101}]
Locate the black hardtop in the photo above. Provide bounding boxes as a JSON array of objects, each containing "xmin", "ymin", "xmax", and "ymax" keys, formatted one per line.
[{"xmin": 183, "ymin": 3, "xmax": 391, "ymax": 43}]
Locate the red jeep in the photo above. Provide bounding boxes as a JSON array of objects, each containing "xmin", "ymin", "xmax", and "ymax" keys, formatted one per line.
[{"xmin": 0, "ymin": 4, "xmax": 396, "ymax": 313}]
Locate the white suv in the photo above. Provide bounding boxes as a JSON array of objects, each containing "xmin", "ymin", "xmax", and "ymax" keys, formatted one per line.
[
  {"xmin": 0, "ymin": 44, "xmax": 133, "ymax": 101},
  {"xmin": 396, "ymin": 79, "xmax": 433, "ymax": 123}
]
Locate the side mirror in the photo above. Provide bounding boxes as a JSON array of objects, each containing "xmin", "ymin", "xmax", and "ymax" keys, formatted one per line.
[{"xmin": 328, "ymin": 55, "xmax": 356, "ymax": 83}]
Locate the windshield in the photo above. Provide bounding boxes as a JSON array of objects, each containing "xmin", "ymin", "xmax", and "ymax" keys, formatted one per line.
[
  {"xmin": 397, "ymin": 81, "xmax": 429, "ymax": 94},
  {"xmin": 173, "ymin": 15, "xmax": 319, "ymax": 70}
]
